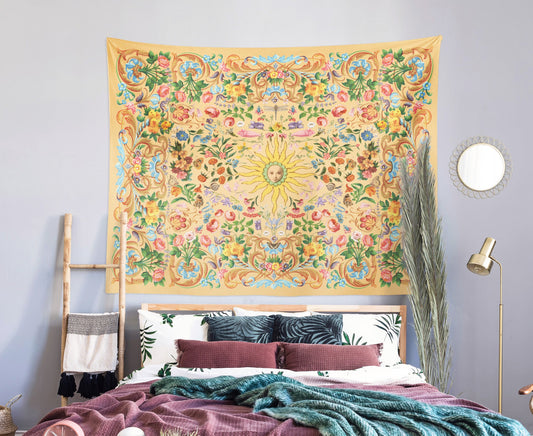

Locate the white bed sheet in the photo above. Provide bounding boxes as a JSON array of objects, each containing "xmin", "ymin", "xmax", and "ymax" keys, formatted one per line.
[{"xmin": 122, "ymin": 363, "xmax": 426, "ymax": 387}]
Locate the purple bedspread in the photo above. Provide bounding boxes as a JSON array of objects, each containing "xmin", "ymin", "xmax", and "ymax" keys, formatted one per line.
[{"xmin": 25, "ymin": 380, "xmax": 491, "ymax": 436}]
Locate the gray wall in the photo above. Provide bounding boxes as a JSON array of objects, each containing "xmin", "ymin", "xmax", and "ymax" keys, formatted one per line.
[{"xmin": 2, "ymin": 0, "xmax": 532, "ymax": 431}]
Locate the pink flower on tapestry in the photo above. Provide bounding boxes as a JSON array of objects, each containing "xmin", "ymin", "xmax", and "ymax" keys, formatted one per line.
[
  {"xmin": 328, "ymin": 219, "xmax": 341, "ymax": 232},
  {"xmin": 332, "ymin": 106, "xmax": 347, "ymax": 117},
  {"xmin": 336, "ymin": 234, "xmax": 348, "ymax": 247},
  {"xmin": 200, "ymin": 235, "xmax": 211, "ymax": 247},
  {"xmin": 173, "ymin": 235, "xmax": 185, "ymax": 247},
  {"xmin": 153, "ymin": 268, "xmax": 165, "ymax": 282},
  {"xmin": 317, "ymin": 116, "xmax": 328, "ymax": 127},
  {"xmin": 364, "ymin": 90, "xmax": 375, "ymax": 101},
  {"xmin": 174, "ymin": 91, "xmax": 186, "ymax": 102},
  {"xmin": 225, "ymin": 211, "xmax": 236, "ymax": 221},
  {"xmin": 362, "ymin": 234, "xmax": 374, "ymax": 247},
  {"xmin": 381, "ymin": 84, "xmax": 393, "ymax": 97},
  {"xmin": 380, "ymin": 238, "xmax": 393, "ymax": 251},
  {"xmin": 381, "ymin": 269, "xmax": 393, "ymax": 283},
  {"xmin": 312, "ymin": 211, "xmax": 323, "ymax": 221},
  {"xmin": 158, "ymin": 84, "xmax": 170, "ymax": 98},
  {"xmin": 201, "ymin": 92, "xmax": 213, "ymax": 103},
  {"xmin": 157, "ymin": 56, "xmax": 170, "ymax": 68},
  {"xmin": 205, "ymin": 107, "xmax": 220, "ymax": 118},
  {"xmin": 154, "ymin": 238, "xmax": 166, "ymax": 251},
  {"xmin": 337, "ymin": 90, "xmax": 349, "ymax": 102},
  {"xmin": 382, "ymin": 53, "xmax": 394, "ymax": 66},
  {"xmin": 206, "ymin": 219, "xmax": 219, "ymax": 232}
]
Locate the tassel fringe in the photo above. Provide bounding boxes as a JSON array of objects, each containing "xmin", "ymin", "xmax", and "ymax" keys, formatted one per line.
[
  {"xmin": 57, "ymin": 372, "xmax": 76, "ymax": 397},
  {"xmin": 58, "ymin": 371, "xmax": 118, "ymax": 399}
]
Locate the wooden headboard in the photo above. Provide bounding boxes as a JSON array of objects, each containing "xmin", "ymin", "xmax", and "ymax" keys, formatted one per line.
[{"xmin": 141, "ymin": 303, "xmax": 407, "ymax": 363}]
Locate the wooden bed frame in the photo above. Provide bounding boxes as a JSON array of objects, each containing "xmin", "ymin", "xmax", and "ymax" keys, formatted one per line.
[{"xmin": 141, "ymin": 303, "xmax": 407, "ymax": 363}]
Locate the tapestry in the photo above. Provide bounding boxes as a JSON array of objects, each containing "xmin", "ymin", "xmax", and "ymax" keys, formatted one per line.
[{"xmin": 105, "ymin": 36, "xmax": 441, "ymax": 295}]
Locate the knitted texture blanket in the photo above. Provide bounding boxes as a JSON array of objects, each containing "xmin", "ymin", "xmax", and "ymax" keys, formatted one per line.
[{"xmin": 150, "ymin": 374, "xmax": 528, "ymax": 436}]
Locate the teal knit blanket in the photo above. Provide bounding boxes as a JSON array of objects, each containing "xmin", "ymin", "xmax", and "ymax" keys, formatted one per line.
[{"xmin": 150, "ymin": 374, "xmax": 528, "ymax": 436}]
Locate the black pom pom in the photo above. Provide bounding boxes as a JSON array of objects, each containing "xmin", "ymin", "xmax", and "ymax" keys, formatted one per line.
[{"xmin": 57, "ymin": 372, "xmax": 76, "ymax": 397}]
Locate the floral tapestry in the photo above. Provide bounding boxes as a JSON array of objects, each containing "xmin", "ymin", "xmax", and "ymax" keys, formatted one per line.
[{"xmin": 106, "ymin": 36, "xmax": 441, "ymax": 295}]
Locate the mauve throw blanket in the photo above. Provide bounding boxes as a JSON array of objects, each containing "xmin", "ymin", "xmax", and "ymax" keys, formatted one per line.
[{"xmin": 26, "ymin": 376, "xmax": 527, "ymax": 436}]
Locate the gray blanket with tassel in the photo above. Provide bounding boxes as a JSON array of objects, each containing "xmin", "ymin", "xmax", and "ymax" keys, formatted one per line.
[{"xmin": 150, "ymin": 374, "xmax": 528, "ymax": 436}]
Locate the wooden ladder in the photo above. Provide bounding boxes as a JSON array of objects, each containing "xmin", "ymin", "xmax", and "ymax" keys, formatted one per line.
[{"xmin": 60, "ymin": 212, "xmax": 127, "ymax": 406}]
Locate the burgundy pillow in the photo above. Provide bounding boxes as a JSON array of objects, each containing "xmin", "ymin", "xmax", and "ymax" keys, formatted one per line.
[
  {"xmin": 176, "ymin": 339, "xmax": 278, "ymax": 368},
  {"xmin": 281, "ymin": 342, "xmax": 382, "ymax": 371}
]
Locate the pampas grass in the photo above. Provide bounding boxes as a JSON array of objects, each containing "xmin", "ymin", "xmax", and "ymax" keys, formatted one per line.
[{"xmin": 400, "ymin": 136, "xmax": 451, "ymax": 392}]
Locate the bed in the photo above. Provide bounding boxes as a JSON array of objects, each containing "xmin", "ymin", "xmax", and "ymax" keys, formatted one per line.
[{"xmin": 26, "ymin": 304, "xmax": 528, "ymax": 436}]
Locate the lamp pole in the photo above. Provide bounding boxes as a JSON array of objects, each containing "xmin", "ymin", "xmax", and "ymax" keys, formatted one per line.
[{"xmin": 492, "ymin": 257, "xmax": 503, "ymax": 414}]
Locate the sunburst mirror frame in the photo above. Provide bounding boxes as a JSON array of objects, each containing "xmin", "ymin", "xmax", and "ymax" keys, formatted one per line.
[{"xmin": 449, "ymin": 136, "xmax": 511, "ymax": 199}]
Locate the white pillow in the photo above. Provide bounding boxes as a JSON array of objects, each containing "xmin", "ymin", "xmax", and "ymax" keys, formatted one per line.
[
  {"xmin": 233, "ymin": 307, "xmax": 312, "ymax": 317},
  {"xmin": 313, "ymin": 312, "xmax": 402, "ymax": 366},
  {"xmin": 138, "ymin": 309, "xmax": 231, "ymax": 367}
]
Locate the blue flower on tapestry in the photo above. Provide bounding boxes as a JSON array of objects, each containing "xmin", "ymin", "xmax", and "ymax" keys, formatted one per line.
[
  {"xmin": 387, "ymin": 152, "xmax": 399, "ymax": 182},
  {"xmin": 406, "ymin": 57, "xmax": 425, "ymax": 81},
  {"xmin": 390, "ymin": 226, "xmax": 400, "ymax": 242},
  {"xmin": 349, "ymin": 59, "xmax": 371, "ymax": 77},
  {"xmin": 146, "ymin": 228, "xmax": 157, "ymax": 241},
  {"xmin": 176, "ymin": 130, "xmax": 189, "ymax": 141},
  {"xmin": 328, "ymin": 84, "xmax": 340, "ymax": 94},
  {"xmin": 208, "ymin": 244, "xmax": 222, "ymax": 255},
  {"xmin": 126, "ymin": 250, "xmax": 139, "ymax": 275},
  {"xmin": 125, "ymin": 58, "xmax": 143, "ymax": 83},
  {"xmin": 326, "ymin": 245, "xmax": 339, "ymax": 256},
  {"xmin": 180, "ymin": 61, "xmax": 202, "ymax": 79},
  {"xmin": 390, "ymin": 92, "xmax": 401, "ymax": 108},
  {"xmin": 347, "ymin": 261, "xmax": 369, "ymax": 280},
  {"xmin": 117, "ymin": 82, "xmax": 134, "ymax": 104},
  {"xmin": 210, "ymin": 84, "xmax": 223, "ymax": 95},
  {"xmin": 177, "ymin": 260, "xmax": 200, "ymax": 279},
  {"xmin": 361, "ymin": 130, "xmax": 373, "ymax": 141},
  {"xmin": 150, "ymin": 94, "xmax": 160, "ymax": 109}
]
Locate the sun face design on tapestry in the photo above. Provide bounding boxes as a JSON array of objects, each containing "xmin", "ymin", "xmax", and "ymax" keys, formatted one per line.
[
  {"xmin": 241, "ymin": 137, "xmax": 315, "ymax": 214},
  {"xmin": 106, "ymin": 36, "xmax": 441, "ymax": 295}
]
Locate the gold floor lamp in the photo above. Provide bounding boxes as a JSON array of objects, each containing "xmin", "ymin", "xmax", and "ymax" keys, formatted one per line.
[{"xmin": 467, "ymin": 237, "xmax": 503, "ymax": 413}]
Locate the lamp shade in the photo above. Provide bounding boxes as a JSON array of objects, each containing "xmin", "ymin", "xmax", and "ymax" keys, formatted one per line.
[{"xmin": 467, "ymin": 237, "xmax": 496, "ymax": 276}]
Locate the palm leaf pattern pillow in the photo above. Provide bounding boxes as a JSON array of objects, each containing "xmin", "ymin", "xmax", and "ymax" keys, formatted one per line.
[
  {"xmin": 273, "ymin": 314, "xmax": 343, "ymax": 345},
  {"xmin": 138, "ymin": 309, "xmax": 231, "ymax": 367},
  {"xmin": 339, "ymin": 313, "xmax": 402, "ymax": 366},
  {"xmin": 205, "ymin": 315, "xmax": 275, "ymax": 343}
]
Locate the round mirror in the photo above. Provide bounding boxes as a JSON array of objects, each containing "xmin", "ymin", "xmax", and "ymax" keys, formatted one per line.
[
  {"xmin": 449, "ymin": 136, "xmax": 511, "ymax": 199},
  {"xmin": 457, "ymin": 143, "xmax": 505, "ymax": 191}
]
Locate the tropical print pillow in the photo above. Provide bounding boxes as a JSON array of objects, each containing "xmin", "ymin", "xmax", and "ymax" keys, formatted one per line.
[
  {"xmin": 138, "ymin": 309, "xmax": 231, "ymax": 368},
  {"xmin": 273, "ymin": 314, "xmax": 343, "ymax": 345},
  {"xmin": 339, "ymin": 313, "xmax": 402, "ymax": 366},
  {"xmin": 204, "ymin": 315, "xmax": 275, "ymax": 343}
]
